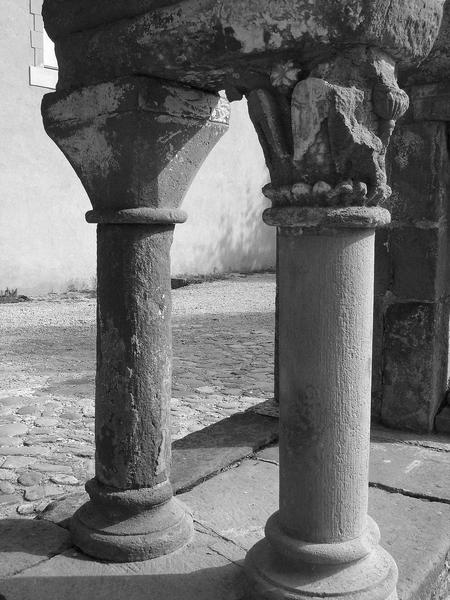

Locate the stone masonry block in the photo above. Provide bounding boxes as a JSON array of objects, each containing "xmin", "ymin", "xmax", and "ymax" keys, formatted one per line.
[
  {"xmin": 386, "ymin": 120, "xmax": 449, "ymax": 223},
  {"xmin": 389, "ymin": 226, "xmax": 447, "ymax": 302},
  {"xmin": 382, "ymin": 301, "xmax": 449, "ymax": 432},
  {"xmin": 411, "ymin": 81, "xmax": 450, "ymax": 121},
  {"xmin": 43, "ymin": 0, "xmax": 443, "ymax": 92},
  {"xmin": 374, "ymin": 229, "xmax": 392, "ymax": 299}
]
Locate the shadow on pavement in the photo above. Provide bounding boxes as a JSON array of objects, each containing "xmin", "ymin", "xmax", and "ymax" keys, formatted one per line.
[{"xmin": 0, "ymin": 518, "xmax": 247, "ymax": 600}]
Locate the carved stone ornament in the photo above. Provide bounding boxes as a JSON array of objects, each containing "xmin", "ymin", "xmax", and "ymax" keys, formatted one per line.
[
  {"xmin": 270, "ymin": 61, "xmax": 302, "ymax": 91},
  {"xmin": 248, "ymin": 47, "xmax": 409, "ymax": 210}
]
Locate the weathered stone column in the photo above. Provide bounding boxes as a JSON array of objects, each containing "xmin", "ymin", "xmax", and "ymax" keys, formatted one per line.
[
  {"xmin": 245, "ymin": 48, "xmax": 409, "ymax": 599},
  {"xmin": 41, "ymin": 77, "xmax": 229, "ymax": 561}
]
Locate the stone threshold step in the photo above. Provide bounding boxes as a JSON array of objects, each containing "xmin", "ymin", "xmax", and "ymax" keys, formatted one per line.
[
  {"xmin": 38, "ymin": 403, "xmax": 450, "ymax": 529},
  {"xmin": 39, "ymin": 407, "xmax": 279, "ymax": 527}
]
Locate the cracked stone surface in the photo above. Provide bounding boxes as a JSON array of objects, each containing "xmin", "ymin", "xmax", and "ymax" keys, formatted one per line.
[
  {"xmin": 0, "ymin": 274, "xmax": 275, "ymax": 519},
  {"xmin": 177, "ymin": 446, "xmax": 450, "ymax": 600},
  {"xmin": 0, "ymin": 525, "xmax": 246, "ymax": 600},
  {"xmin": 0, "ymin": 518, "xmax": 71, "ymax": 577},
  {"xmin": 257, "ymin": 436, "xmax": 450, "ymax": 503},
  {"xmin": 369, "ymin": 441, "xmax": 450, "ymax": 502}
]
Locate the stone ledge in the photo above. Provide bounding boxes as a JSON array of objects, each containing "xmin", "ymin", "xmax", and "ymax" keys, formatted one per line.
[
  {"xmin": 1, "ymin": 427, "xmax": 448, "ymax": 600},
  {"xmin": 38, "ymin": 409, "xmax": 279, "ymax": 527}
]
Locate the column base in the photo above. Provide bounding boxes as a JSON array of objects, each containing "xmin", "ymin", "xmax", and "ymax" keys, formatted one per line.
[
  {"xmin": 245, "ymin": 539, "xmax": 398, "ymax": 600},
  {"xmin": 70, "ymin": 480, "xmax": 193, "ymax": 562}
]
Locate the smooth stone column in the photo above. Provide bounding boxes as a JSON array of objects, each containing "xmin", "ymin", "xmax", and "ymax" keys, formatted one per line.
[
  {"xmin": 245, "ymin": 207, "xmax": 398, "ymax": 600},
  {"xmin": 71, "ymin": 217, "xmax": 193, "ymax": 562}
]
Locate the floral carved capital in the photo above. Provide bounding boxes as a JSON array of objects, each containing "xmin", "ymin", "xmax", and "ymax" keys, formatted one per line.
[{"xmin": 247, "ymin": 47, "xmax": 409, "ymax": 211}]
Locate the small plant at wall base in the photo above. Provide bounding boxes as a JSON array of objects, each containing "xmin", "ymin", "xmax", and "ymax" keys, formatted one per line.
[{"xmin": 0, "ymin": 288, "xmax": 30, "ymax": 304}]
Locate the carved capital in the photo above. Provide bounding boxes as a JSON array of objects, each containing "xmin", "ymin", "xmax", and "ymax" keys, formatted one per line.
[
  {"xmin": 42, "ymin": 77, "xmax": 229, "ymax": 223},
  {"xmin": 247, "ymin": 47, "xmax": 408, "ymax": 223}
]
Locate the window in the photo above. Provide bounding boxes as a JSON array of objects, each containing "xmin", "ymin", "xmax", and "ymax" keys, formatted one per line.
[
  {"xmin": 43, "ymin": 30, "xmax": 58, "ymax": 70},
  {"xmin": 29, "ymin": 0, "xmax": 58, "ymax": 89}
]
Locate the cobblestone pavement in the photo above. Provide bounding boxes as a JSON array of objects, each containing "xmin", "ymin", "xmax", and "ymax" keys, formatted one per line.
[{"xmin": 0, "ymin": 274, "xmax": 275, "ymax": 519}]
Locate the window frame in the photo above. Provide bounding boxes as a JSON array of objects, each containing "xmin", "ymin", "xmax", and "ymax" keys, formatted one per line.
[{"xmin": 29, "ymin": 0, "xmax": 58, "ymax": 90}]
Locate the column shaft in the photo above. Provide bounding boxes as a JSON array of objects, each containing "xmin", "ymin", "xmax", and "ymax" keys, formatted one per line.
[
  {"xmin": 245, "ymin": 217, "xmax": 398, "ymax": 600},
  {"xmin": 71, "ymin": 222, "xmax": 193, "ymax": 562},
  {"xmin": 96, "ymin": 224, "xmax": 173, "ymax": 490},
  {"xmin": 278, "ymin": 228, "xmax": 373, "ymax": 543}
]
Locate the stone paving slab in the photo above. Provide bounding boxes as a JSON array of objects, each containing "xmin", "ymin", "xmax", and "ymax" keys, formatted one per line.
[
  {"xmin": 0, "ymin": 518, "xmax": 71, "ymax": 577},
  {"xmin": 370, "ymin": 440, "xmax": 450, "ymax": 502},
  {"xmin": 371, "ymin": 424, "xmax": 450, "ymax": 453},
  {"xmin": 177, "ymin": 451, "xmax": 450, "ymax": 600},
  {"xmin": 181, "ymin": 459, "xmax": 278, "ymax": 551},
  {"xmin": 172, "ymin": 411, "xmax": 278, "ymax": 493},
  {"xmin": 0, "ymin": 526, "xmax": 246, "ymax": 600},
  {"xmin": 369, "ymin": 488, "xmax": 450, "ymax": 600},
  {"xmin": 257, "ymin": 430, "xmax": 450, "ymax": 504}
]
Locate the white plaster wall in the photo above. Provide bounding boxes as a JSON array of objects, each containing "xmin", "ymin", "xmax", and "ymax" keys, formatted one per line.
[
  {"xmin": 0, "ymin": 1, "xmax": 274, "ymax": 296},
  {"xmin": 172, "ymin": 100, "xmax": 274, "ymax": 277},
  {"xmin": 0, "ymin": 0, "xmax": 95, "ymax": 296}
]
